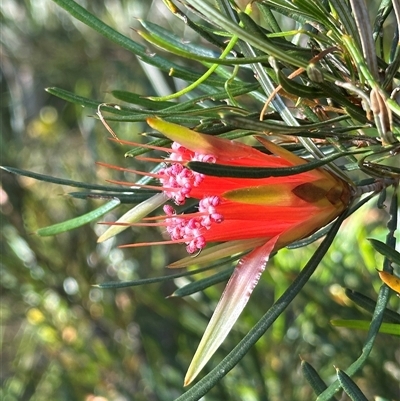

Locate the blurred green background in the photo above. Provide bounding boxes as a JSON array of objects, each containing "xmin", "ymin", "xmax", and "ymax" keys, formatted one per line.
[{"xmin": 1, "ymin": 1, "xmax": 399, "ymax": 400}]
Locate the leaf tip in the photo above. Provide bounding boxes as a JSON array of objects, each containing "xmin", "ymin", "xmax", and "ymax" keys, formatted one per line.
[
  {"xmin": 183, "ymin": 371, "xmax": 195, "ymax": 387},
  {"xmin": 97, "ymin": 230, "xmax": 114, "ymax": 243}
]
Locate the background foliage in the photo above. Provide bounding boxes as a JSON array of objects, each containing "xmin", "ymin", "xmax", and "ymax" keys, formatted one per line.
[{"xmin": 1, "ymin": 1, "xmax": 399, "ymax": 400}]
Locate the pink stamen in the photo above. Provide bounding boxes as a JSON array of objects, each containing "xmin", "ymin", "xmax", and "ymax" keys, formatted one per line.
[
  {"xmin": 193, "ymin": 153, "xmax": 216, "ymax": 163},
  {"xmin": 198, "ymin": 196, "xmax": 224, "ymax": 225},
  {"xmin": 98, "ymin": 221, "xmax": 169, "ymax": 227},
  {"xmin": 150, "ymin": 140, "xmax": 222, "ymax": 253},
  {"xmin": 158, "ymin": 163, "xmax": 205, "ymax": 205},
  {"xmin": 103, "ymin": 140, "xmax": 222, "ymax": 255},
  {"xmin": 108, "ymin": 138, "xmax": 172, "ymax": 153},
  {"xmin": 135, "ymin": 156, "xmax": 175, "ymax": 163},
  {"xmin": 169, "ymin": 142, "xmax": 193, "ymax": 162},
  {"xmin": 142, "ymin": 215, "xmax": 172, "ymax": 221},
  {"xmin": 96, "ymin": 161, "xmax": 163, "ymax": 179},
  {"xmin": 105, "ymin": 179, "xmax": 167, "ymax": 191},
  {"xmin": 101, "ymin": 140, "xmax": 216, "ymax": 208},
  {"xmin": 119, "ymin": 239, "xmax": 191, "ymax": 248},
  {"xmin": 162, "ymin": 196, "xmax": 224, "ymax": 253}
]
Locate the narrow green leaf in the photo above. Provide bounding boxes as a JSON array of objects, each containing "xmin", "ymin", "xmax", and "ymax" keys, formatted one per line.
[
  {"xmin": 110, "ymin": 84, "xmax": 259, "ymax": 124},
  {"xmin": 111, "ymin": 90, "xmax": 175, "ymax": 109},
  {"xmin": 341, "ymin": 35, "xmax": 379, "ymax": 91},
  {"xmin": 97, "ymin": 265, "xmax": 215, "ymax": 289},
  {"xmin": 301, "ymin": 360, "xmax": 336, "ymax": 399},
  {"xmin": 368, "ymin": 238, "xmax": 400, "ymax": 265},
  {"xmin": 345, "ymin": 288, "xmax": 400, "ymax": 323},
  {"xmin": 330, "ymin": 319, "xmax": 400, "ymax": 336},
  {"xmin": 382, "ymin": 39, "xmax": 400, "ymax": 89},
  {"xmin": 290, "ymin": 0, "xmax": 334, "ymax": 26},
  {"xmin": 316, "ymin": 82, "xmax": 368, "ymax": 123},
  {"xmin": 46, "ymin": 87, "xmax": 133, "ymax": 114},
  {"xmin": 47, "ymin": 87, "xmax": 207, "ymax": 120},
  {"xmin": 36, "ymin": 198, "xmax": 121, "ymax": 236},
  {"xmin": 372, "ymin": 0, "xmax": 393, "ymax": 40},
  {"xmin": 273, "ymin": 63, "xmax": 325, "ymax": 99},
  {"xmin": 139, "ymin": 18, "xmax": 304, "ymax": 65},
  {"xmin": 186, "ymin": 0, "xmax": 310, "ymax": 70},
  {"xmin": 51, "ymin": 0, "xmax": 204, "ymax": 83},
  {"xmin": 256, "ymin": 0, "xmax": 320, "ymax": 27},
  {"xmin": 47, "ymin": 87, "xmax": 183, "ymax": 122},
  {"xmin": 336, "ymin": 368, "xmax": 369, "ymax": 401},
  {"xmin": 162, "ymin": 0, "xmax": 227, "ymax": 50},
  {"xmin": 0, "ymin": 166, "xmax": 136, "ymax": 192},
  {"xmin": 124, "ymin": 138, "xmax": 171, "ymax": 158},
  {"xmin": 328, "ymin": 0, "xmax": 359, "ymax": 43},
  {"xmin": 97, "ymin": 257, "xmax": 238, "ymax": 289},
  {"xmin": 111, "ymin": 84, "xmax": 260, "ymax": 121},
  {"xmin": 223, "ymin": 114, "xmax": 351, "ymax": 133},
  {"xmin": 288, "ymin": 223, "xmax": 333, "ymax": 249},
  {"xmin": 257, "ymin": 3, "xmax": 281, "ymax": 33},
  {"xmin": 138, "ymin": 20, "xmax": 224, "ymax": 60},
  {"xmin": 317, "ymin": 189, "xmax": 398, "ymax": 400},
  {"xmin": 238, "ymin": 11, "xmax": 272, "ymax": 44},
  {"xmin": 188, "ymin": 148, "xmax": 369, "ymax": 179},
  {"xmin": 171, "ymin": 267, "xmax": 234, "ymax": 297},
  {"xmin": 68, "ymin": 191, "xmax": 155, "ymax": 203},
  {"xmin": 223, "ymin": 115, "xmax": 370, "ymax": 141},
  {"xmin": 104, "ymin": 114, "xmax": 212, "ymax": 124},
  {"xmin": 164, "ymin": 83, "xmax": 260, "ymax": 110}
]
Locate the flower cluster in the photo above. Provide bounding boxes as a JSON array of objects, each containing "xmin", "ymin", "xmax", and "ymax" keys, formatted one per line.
[
  {"xmin": 163, "ymin": 196, "xmax": 224, "ymax": 254},
  {"xmin": 99, "ymin": 118, "xmax": 352, "ymax": 385},
  {"xmin": 157, "ymin": 141, "xmax": 216, "ymax": 205}
]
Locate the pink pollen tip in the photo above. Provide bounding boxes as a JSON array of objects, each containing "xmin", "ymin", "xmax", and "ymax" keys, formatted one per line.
[
  {"xmin": 161, "ymin": 195, "xmax": 224, "ymax": 254},
  {"xmin": 158, "ymin": 163, "xmax": 205, "ymax": 205}
]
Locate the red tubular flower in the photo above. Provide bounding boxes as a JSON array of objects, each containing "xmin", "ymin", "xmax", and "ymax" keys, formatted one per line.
[{"xmin": 98, "ymin": 118, "xmax": 352, "ymax": 385}]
